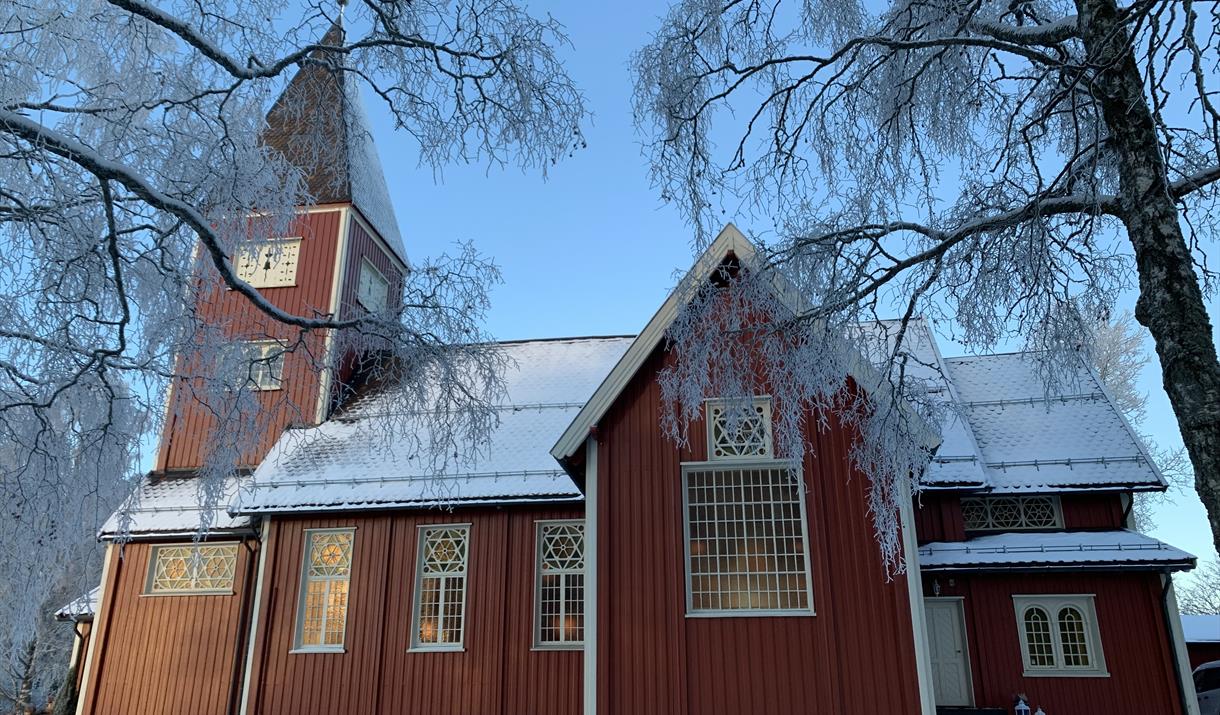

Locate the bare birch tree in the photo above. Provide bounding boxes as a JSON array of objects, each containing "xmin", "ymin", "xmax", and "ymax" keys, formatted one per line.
[
  {"xmin": 634, "ymin": 0, "xmax": 1220, "ymax": 566},
  {"xmin": 0, "ymin": 0, "xmax": 586, "ymax": 697}
]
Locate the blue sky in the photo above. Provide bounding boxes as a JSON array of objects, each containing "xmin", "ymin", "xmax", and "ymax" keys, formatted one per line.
[{"xmin": 360, "ymin": 0, "xmax": 1218, "ymax": 576}]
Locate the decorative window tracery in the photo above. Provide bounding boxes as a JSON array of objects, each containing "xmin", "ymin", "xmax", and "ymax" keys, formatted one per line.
[
  {"xmin": 535, "ymin": 521, "xmax": 584, "ymax": 646},
  {"xmin": 961, "ymin": 495, "xmax": 1062, "ymax": 531},
  {"xmin": 1013, "ymin": 595, "xmax": 1106, "ymax": 676},
  {"xmin": 295, "ymin": 529, "xmax": 354, "ymax": 650},
  {"xmin": 683, "ymin": 463, "xmax": 813, "ymax": 614},
  {"xmin": 706, "ymin": 398, "xmax": 773, "ymax": 460},
  {"xmin": 412, "ymin": 525, "xmax": 469, "ymax": 649},
  {"xmin": 146, "ymin": 544, "xmax": 238, "ymax": 594}
]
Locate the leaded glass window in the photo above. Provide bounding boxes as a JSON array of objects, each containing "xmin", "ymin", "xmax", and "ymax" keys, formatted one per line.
[
  {"xmin": 706, "ymin": 398, "xmax": 773, "ymax": 460},
  {"xmin": 412, "ymin": 525, "xmax": 469, "ymax": 649},
  {"xmin": 146, "ymin": 544, "xmax": 238, "ymax": 594},
  {"xmin": 961, "ymin": 495, "xmax": 1062, "ymax": 531},
  {"xmin": 535, "ymin": 521, "xmax": 584, "ymax": 646},
  {"xmin": 1013, "ymin": 595, "xmax": 1106, "ymax": 675},
  {"xmin": 295, "ymin": 529, "xmax": 354, "ymax": 650},
  {"xmin": 684, "ymin": 463, "xmax": 813, "ymax": 614}
]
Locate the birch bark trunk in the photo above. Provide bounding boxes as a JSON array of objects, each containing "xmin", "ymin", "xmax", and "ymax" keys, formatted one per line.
[{"xmin": 1076, "ymin": 0, "xmax": 1220, "ymax": 557}]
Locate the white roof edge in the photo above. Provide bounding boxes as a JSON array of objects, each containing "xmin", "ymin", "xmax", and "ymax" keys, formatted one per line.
[
  {"xmin": 1077, "ymin": 358, "xmax": 1168, "ymax": 490},
  {"xmin": 550, "ymin": 223, "xmax": 941, "ymax": 462},
  {"xmin": 551, "ymin": 224, "xmax": 755, "ymax": 461}
]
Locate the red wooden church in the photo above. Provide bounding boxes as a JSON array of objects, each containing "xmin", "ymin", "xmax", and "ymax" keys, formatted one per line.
[{"xmin": 60, "ymin": 47, "xmax": 1204, "ymax": 715}]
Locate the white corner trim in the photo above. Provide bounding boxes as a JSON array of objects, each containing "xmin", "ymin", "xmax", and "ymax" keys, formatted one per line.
[
  {"xmin": 238, "ymin": 520, "xmax": 274, "ymax": 715},
  {"xmin": 75, "ymin": 543, "xmax": 115, "ymax": 715},
  {"xmin": 901, "ymin": 495, "xmax": 937, "ymax": 715},
  {"xmin": 314, "ymin": 206, "xmax": 351, "ymax": 424},
  {"xmin": 348, "ymin": 204, "xmax": 409, "ymax": 273},
  {"xmin": 1164, "ymin": 575, "xmax": 1202, "ymax": 715},
  {"xmin": 583, "ymin": 436, "xmax": 598, "ymax": 715}
]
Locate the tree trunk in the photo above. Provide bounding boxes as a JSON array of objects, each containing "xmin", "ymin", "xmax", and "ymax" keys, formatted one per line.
[{"xmin": 1077, "ymin": 0, "xmax": 1220, "ymax": 559}]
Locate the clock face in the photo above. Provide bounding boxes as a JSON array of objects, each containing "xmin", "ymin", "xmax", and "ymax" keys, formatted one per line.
[{"xmin": 235, "ymin": 238, "xmax": 301, "ymax": 288}]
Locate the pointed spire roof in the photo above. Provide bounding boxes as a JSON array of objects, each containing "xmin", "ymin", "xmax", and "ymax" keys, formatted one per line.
[{"xmin": 264, "ymin": 21, "xmax": 407, "ymax": 263}]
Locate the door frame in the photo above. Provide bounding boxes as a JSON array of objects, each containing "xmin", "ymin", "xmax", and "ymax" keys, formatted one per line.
[{"xmin": 924, "ymin": 596, "xmax": 975, "ymax": 707}]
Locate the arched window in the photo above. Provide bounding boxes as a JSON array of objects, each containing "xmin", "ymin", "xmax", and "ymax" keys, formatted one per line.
[
  {"xmin": 1057, "ymin": 606, "xmax": 1092, "ymax": 667},
  {"xmin": 1022, "ymin": 607, "xmax": 1055, "ymax": 667},
  {"xmin": 1013, "ymin": 596, "xmax": 1107, "ymax": 676}
]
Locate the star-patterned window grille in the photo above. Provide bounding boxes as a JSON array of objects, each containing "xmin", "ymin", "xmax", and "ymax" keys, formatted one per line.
[
  {"xmin": 146, "ymin": 544, "xmax": 238, "ymax": 594},
  {"xmin": 961, "ymin": 495, "xmax": 1062, "ymax": 531},
  {"xmin": 706, "ymin": 398, "xmax": 773, "ymax": 460},
  {"xmin": 295, "ymin": 529, "xmax": 355, "ymax": 650},
  {"xmin": 535, "ymin": 521, "xmax": 585, "ymax": 646},
  {"xmin": 412, "ymin": 525, "xmax": 470, "ymax": 649}
]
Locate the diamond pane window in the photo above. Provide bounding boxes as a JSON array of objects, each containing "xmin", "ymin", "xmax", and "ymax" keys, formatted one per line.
[
  {"xmin": 146, "ymin": 544, "xmax": 238, "ymax": 594},
  {"xmin": 1013, "ymin": 596, "xmax": 1106, "ymax": 675},
  {"xmin": 706, "ymin": 398, "xmax": 773, "ymax": 460},
  {"xmin": 684, "ymin": 464, "xmax": 813, "ymax": 614},
  {"xmin": 961, "ymin": 496, "xmax": 1061, "ymax": 531},
  {"xmin": 235, "ymin": 238, "xmax": 301, "ymax": 288},
  {"xmin": 295, "ymin": 529, "xmax": 354, "ymax": 650},
  {"xmin": 412, "ymin": 525, "xmax": 469, "ymax": 649},
  {"xmin": 535, "ymin": 521, "xmax": 585, "ymax": 646}
]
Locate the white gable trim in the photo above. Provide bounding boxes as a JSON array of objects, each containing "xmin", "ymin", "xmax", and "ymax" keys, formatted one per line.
[
  {"xmin": 551, "ymin": 224, "xmax": 755, "ymax": 461},
  {"xmin": 551, "ymin": 223, "xmax": 940, "ymax": 462}
]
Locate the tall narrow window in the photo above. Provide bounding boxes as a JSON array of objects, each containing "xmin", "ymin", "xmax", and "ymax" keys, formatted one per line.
[
  {"xmin": 145, "ymin": 543, "xmax": 238, "ymax": 594},
  {"xmin": 295, "ymin": 529, "xmax": 354, "ymax": 651},
  {"xmin": 535, "ymin": 521, "xmax": 584, "ymax": 647},
  {"xmin": 356, "ymin": 258, "xmax": 389, "ymax": 311},
  {"xmin": 240, "ymin": 340, "xmax": 285, "ymax": 391},
  {"xmin": 412, "ymin": 525, "xmax": 469, "ymax": 650},
  {"xmin": 683, "ymin": 463, "xmax": 814, "ymax": 614},
  {"xmin": 235, "ymin": 238, "xmax": 301, "ymax": 288},
  {"xmin": 1013, "ymin": 595, "xmax": 1107, "ymax": 676}
]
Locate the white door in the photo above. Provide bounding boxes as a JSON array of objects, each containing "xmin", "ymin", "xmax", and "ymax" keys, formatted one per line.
[{"xmin": 925, "ymin": 598, "xmax": 974, "ymax": 707}]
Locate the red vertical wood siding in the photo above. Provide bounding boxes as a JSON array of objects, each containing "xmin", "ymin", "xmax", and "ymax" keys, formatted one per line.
[
  {"xmin": 81, "ymin": 540, "xmax": 255, "ymax": 715},
  {"xmin": 914, "ymin": 492, "xmax": 966, "ymax": 543},
  {"xmin": 246, "ymin": 506, "xmax": 582, "ymax": 715},
  {"xmin": 156, "ymin": 209, "xmax": 344, "ymax": 470},
  {"xmin": 924, "ymin": 571, "xmax": 1184, "ymax": 712},
  {"xmin": 595, "ymin": 348, "xmax": 922, "ymax": 715},
  {"xmin": 1061, "ymin": 492, "xmax": 1127, "ymax": 529}
]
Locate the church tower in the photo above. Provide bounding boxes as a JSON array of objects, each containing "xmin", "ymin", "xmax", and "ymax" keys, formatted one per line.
[{"xmin": 154, "ymin": 23, "xmax": 408, "ymax": 472}]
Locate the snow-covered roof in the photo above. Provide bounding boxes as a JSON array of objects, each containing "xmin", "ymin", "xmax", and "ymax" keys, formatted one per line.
[
  {"xmin": 1183, "ymin": 614, "xmax": 1220, "ymax": 643},
  {"xmin": 99, "ymin": 474, "xmax": 254, "ymax": 540},
  {"xmin": 941, "ymin": 353, "xmax": 1165, "ymax": 492},
  {"xmin": 55, "ymin": 587, "xmax": 99, "ymax": 622},
  {"xmin": 235, "ymin": 337, "xmax": 633, "ymax": 514},
  {"xmin": 919, "ymin": 530, "xmax": 1194, "ymax": 571}
]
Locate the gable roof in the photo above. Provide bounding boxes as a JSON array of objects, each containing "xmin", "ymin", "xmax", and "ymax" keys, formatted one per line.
[
  {"xmin": 264, "ymin": 22, "xmax": 407, "ymax": 264},
  {"xmin": 549, "ymin": 224, "xmax": 939, "ymax": 463},
  {"xmin": 234, "ymin": 337, "xmax": 632, "ymax": 515}
]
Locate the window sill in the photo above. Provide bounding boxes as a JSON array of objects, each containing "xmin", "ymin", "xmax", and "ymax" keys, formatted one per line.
[
  {"xmin": 289, "ymin": 647, "xmax": 346, "ymax": 655},
  {"xmin": 530, "ymin": 644, "xmax": 584, "ymax": 652},
  {"xmin": 408, "ymin": 646, "xmax": 465, "ymax": 653},
  {"xmin": 140, "ymin": 590, "xmax": 235, "ymax": 597},
  {"xmin": 1021, "ymin": 668, "xmax": 1109, "ymax": 678},
  {"xmin": 686, "ymin": 609, "xmax": 816, "ymax": 618}
]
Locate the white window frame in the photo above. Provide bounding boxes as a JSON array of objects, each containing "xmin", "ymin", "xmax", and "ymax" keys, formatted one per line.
[
  {"xmin": 410, "ymin": 524, "xmax": 471, "ymax": 652},
  {"xmin": 235, "ymin": 237, "xmax": 302, "ymax": 288},
  {"xmin": 356, "ymin": 257, "xmax": 390, "ymax": 312},
  {"xmin": 1012, "ymin": 594, "xmax": 1108, "ymax": 677},
  {"xmin": 292, "ymin": 528, "xmax": 356, "ymax": 653},
  {"xmin": 144, "ymin": 543, "xmax": 239, "ymax": 595},
  {"xmin": 681, "ymin": 459, "xmax": 816, "ymax": 617},
  {"xmin": 533, "ymin": 520, "xmax": 585, "ymax": 649},
  {"xmin": 240, "ymin": 340, "xmax": 286, "ymax": 391},
  {"xmin": 705, "ymin": 397, "xmax": 773, "ymax": 461},
  {"xmin": 961, "ymin": 495, "xmax": 1063, "ymax": 531}
]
